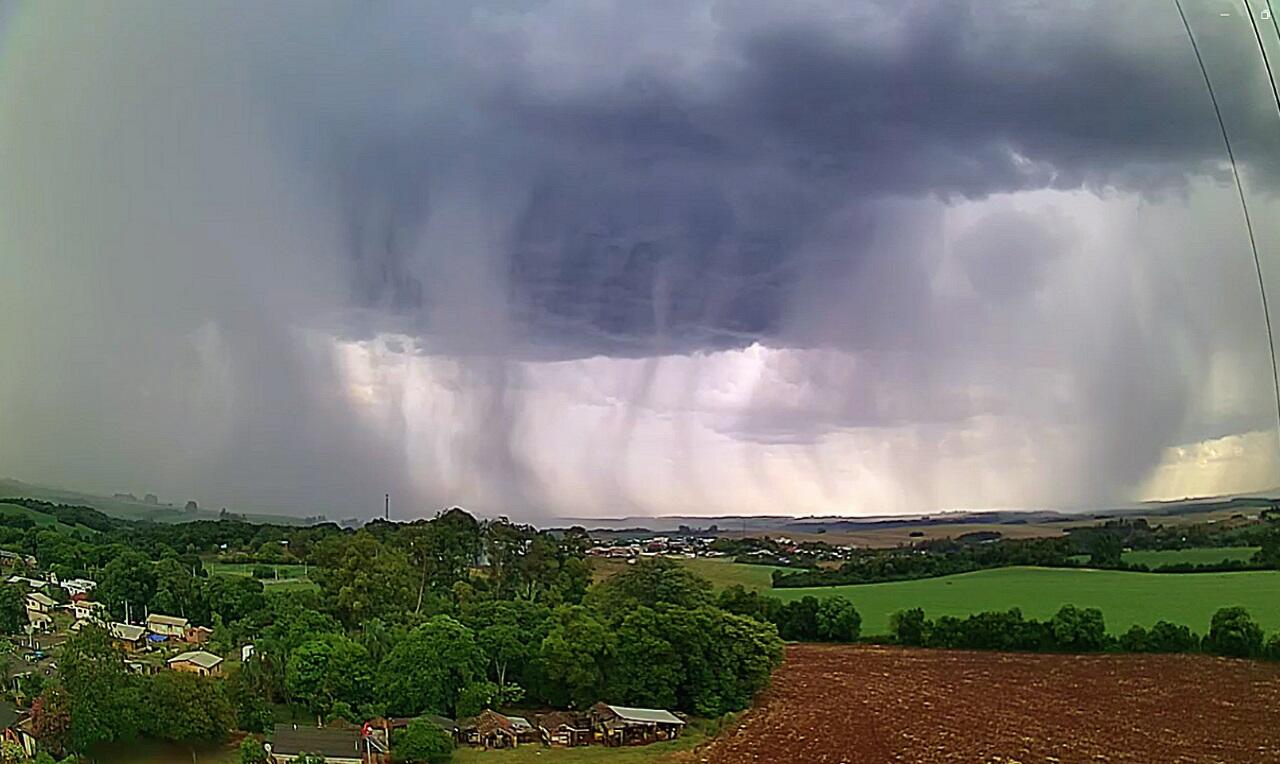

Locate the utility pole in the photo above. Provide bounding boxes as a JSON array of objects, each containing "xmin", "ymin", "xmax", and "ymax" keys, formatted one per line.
[{"xmin": 385, "ymin": 493, "xmax": 390, "ymax": 521}]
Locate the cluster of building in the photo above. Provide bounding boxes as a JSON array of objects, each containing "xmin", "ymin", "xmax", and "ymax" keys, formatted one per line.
[
  {"xmin": 266, "ymin": 703, "xmax": 686, "ymax": 763},
  {"xmin": 586, "ymin": 535, "xmax": 724, "ymax": 560}
]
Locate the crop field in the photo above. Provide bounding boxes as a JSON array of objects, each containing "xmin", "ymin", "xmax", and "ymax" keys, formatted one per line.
[
  {"xmin": 1121, "ymin": 546, "xmax": 1260, "ymax": 566},
  {"xmin": 771, "ymin": 566, "xmax": 1280, "ymax": 635},
  {"xmin": 700, "ymin": 643, "xmax": 1280, "ymax": 763}
]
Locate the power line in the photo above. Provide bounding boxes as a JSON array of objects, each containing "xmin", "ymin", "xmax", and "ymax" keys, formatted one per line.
[
  {"xmin": 1244, "ymin": 0, "xmax": 1280, "ymax": 117},
  {"xmin": 1173, "ymin": 0, "xmax": 1280, "ymax": 461}
]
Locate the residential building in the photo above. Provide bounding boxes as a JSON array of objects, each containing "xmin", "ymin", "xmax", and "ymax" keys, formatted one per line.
[
  {"xmin": 166, "ymin": 650, "xmax": 224, "ymax": 676},
  {"xmin": 589, "ymin": 703, "xmax": 685, "ymax": 746},
  {"xmin": 110, "ymin": 622, "xmax": 147, "ymax": 652},
  {"xmin": 267, "ymin": 724, "xmax": 367, "ymax": 764},
  {"xmin": 146, "ymin": 613, "xmax": 188, "ymax": 639},
  {"xmin": 24, "ymin": 592, "xmax": 55, "ymax": 614}
]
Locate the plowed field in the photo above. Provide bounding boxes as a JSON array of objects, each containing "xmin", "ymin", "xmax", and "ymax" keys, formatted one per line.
[{"xmin": 698, "ymin": 644, "xmax": 1280, "ymax": 763}]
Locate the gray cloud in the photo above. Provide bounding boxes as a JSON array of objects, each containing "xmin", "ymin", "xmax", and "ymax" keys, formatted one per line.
[{"xmin": 1, "ymin": 0, "xmax": 1278, "ymax": 517}]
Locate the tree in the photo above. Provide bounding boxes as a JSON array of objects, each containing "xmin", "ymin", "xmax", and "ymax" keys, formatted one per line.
[
  {"xmin": 1145, "ymin": 621, "xmax": 1199, "ymax": 653},
  {"xmin": 890, "ymin": 608, "xmax": 927, "ymax": 646},
  {"xmin": 379, "ymin": 616, "xmax": 484, "ymax": 717},
  {"xmin": 286, "ymin": 635, "xmax": 373, "ymax": 717},
  {"xmin": 0, "ymin": 583, "xmax": 26, "ymax": 635},
  {"xmin": 1049, "ymin": 606, "xmax": 1107, "ymax": 652},
  {"xmin": 238, "ymin": 737, "xmax": 269, "ymax": 764},
  {"xmin": 1254, "ymin": 526, "xmax": 1280, "ymax": 569},
  {"xmin": 541, "ymin": 606, "xmax": 616, "ymax": 709},
  {"xmin": 58, "ymin": 625, "xmax": 140, "ymax": 752},
  {"xmin": 586, "ymin": 558, "xmax": 712, "ymax": 617},
  {"xmin": 30, "ymin": 688, "xmax": 72, "ymax": 756},
  {"xmin": 1204, "ymin": 607, "xmax": 1264, "ymax": 658},
  {"xmin": 0, "ymin": 740, "xmax": 25, "ymax": 764},
  {"xmin": 312, "ymin": 532, "xmax": 416, "ymax": 627},
  {"xmin": 815, "ymin": 597, "xmax": 861, "ymax": 642},
  {"xmin": 393, "ymin": 718, "xmax": 454, "ymax": 764},
  {"xmin": 143, "ymin": 672, "xmax": 234, "ymax": 746}
]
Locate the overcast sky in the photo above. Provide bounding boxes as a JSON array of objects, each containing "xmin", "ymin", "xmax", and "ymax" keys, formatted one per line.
[{"xmin": 3, "ymin": 1, "xmax": 1280, "ymax": 520}]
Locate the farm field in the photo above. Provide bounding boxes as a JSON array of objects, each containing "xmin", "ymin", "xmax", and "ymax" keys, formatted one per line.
[
  {"xmin": 592, "ymin": 557, "xmax": 786, "ymax": 590},
  {"xmin": 1121, "ymin": 546, "xmax": 1260, "ymax": 566},
  {"xmin": 771, "ymin": 566, "xmax": 1280, "ymax": 634},
  {"xmin": 700, "ymin": 643, "xmax": 1280, "ymax": 763}
]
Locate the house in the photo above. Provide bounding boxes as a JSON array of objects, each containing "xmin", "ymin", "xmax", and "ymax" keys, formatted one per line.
[
  {"xmin": 146, "ymin": 613, "xmax": 188, "ymax": 638},
  {"xmin": 0, "ymin": 551, "xmax": 36, "ymax": 569},
  {"xmin": 267, "ymin": 724, "xmax": 366, "ymax": 764},
  {"xmin": 24, "ymin": 609, "xmax": 51, "ymax": 633},
  {"xmin": 24, "ymin": 592, "xmax": 55, "ymax": 614},
  {"xmin": 185, "ymin": 625, "xmax": 214, "ymax": 645},
  {"xmin": 59, "ymin": 578, "xmax": 96, "ymax": 597},
  {"xmin": 457, "ymin": 710, "xmax": 538, "ymax": 749},
  {"xmin": 0, "ymin": 701, "xmax": 36, "ymax": 758},
  {"xmin": 536, "ymin": 711, "xmax": 592, "ymax": 747},
  {"xmin": 6, "ymin": 575, "xmax": 46, "ymax": 589},
  {"xmin": 110, "ymin": 622, "xmax": 147, "ymax": 652},
  {"xmin": 166, "ymin": 650, "xmax": 224, "ymax": 676},
  {"xmin": 69, "ymin": 600, "xmax": 107, "ymax": 622},
  {"xmin": 589, "ymin": 703, "xmax": 685, "ymax": 746}
]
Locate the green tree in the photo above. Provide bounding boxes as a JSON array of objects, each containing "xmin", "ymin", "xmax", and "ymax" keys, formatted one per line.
[
  {"xmin": 1204, "ymin": 607, "xmax": 1264, "ymax": 658},
  {"xmin": 586, "ymin": 558, "xmax": 713, "ymax": 617},
  {"xmin": 312, "ymin": 532, "xmax": 416, "ymax": 627},
  {"xmin": 30, "ymin": 687, "xmax": 72, "ymax": 755},
  {"xmin": 379, "ymin": 616, "xmax": 484, "ymax": 717},
  {"xmin": 393, "ymin": 718, "xmax": 454, "ymax": 764},
  {"xmin": 889, "ymin": 608, "xmax": 927, "ymax": 646},
  {"xmin": 95, "ymin": 550, "xmax": 157, "ymax": 619},
  {"xmin": 238, "ymin": 737, "xmax": 268, "ymax": 764},
  {"xmin": 540, "ymin": 606, "xmax": 616, "ymax": 709},
  {"xmin": 1049, "ymin": 606, "xmax": 1107, "ymax": 651},
  {"xmin": 286, "ymin": 635, "xmax": 373, "ymax": 717},
  {"xmin": 0, "ymin": 583, "xmax": 26, "ymax": 634},
  {"xmin": 58, "ymin": 625, "xmax": 140, "ymax": 752},
  {"xmin": 815, "ymin": 597, "xmax": 861, "ymax": 642},
  {"xmin": 143, "ymin": 671, "xmax": 234, "ymax": 746}
]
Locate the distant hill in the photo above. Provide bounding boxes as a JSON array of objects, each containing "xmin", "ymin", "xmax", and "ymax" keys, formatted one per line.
[
  {"xmin": 0, "ymin": 501, "xmax": 98, "ymax": 538},
  {"xmin": 0, "ymin": 478, "xmax": 310, "ymax": 526}
]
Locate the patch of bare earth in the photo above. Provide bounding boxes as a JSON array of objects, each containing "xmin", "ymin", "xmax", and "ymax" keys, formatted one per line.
[{"xmin": 697, "ymin": 644, "xmax": 1280, "ymax": 763}]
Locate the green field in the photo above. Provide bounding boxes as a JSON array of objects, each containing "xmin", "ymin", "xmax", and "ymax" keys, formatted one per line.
[
  {"xmin": 678, "ymin": 558, "xmax": 787, "ymax": 590},
  {"xmin": 1121, "ymin": 547, "xmax": 1260, "ymax": 566},
  {"xmin": 207, "ymin": 562, "xmax": 317, "ymax": 591},
  {"xmin": 770, "ymin": 566, "xmax": 1280, "ymax": 636},
  {"xmin": 0, "ymin": 502, "xmax": 97, "ymax": 537}
]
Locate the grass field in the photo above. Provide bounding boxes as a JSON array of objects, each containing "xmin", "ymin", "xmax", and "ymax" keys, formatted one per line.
[
  {"xmin": 771, "ymin": 566, "xmax": 1280, "ymax": 635},
  {"xmin": 0, "ymin": 501, "xmax": 97, "ymax": 537},
  {"xmin": 593, "ymin": 557, "xmax": 787, "ymax": 591},
  {"xmin": 207, "ymin": 562, "xmax": 318, "ymax": 591},
  {"xmin": 1121, "ymin": 547, "xmax": 1260, "ymax": 566}
]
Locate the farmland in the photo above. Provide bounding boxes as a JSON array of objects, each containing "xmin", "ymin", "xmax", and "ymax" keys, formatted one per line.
[
  {"xmin": 1121, "ymin": 546, "xmax": 1260, "ymax": 566},
  {"xmin": 0, "ymin": 501, "xmax": 97, "ymax": 537},
  {"xmin": 771, "ymin": 566, "xmax": 1280, "ymax": 634},
  {"xmin": 701, "ymin": 643, "xmax": 1280, "ymax": 763},
  {"xmin": 206, "ymin": 562, "xmax": 317, "ymax": 591}
]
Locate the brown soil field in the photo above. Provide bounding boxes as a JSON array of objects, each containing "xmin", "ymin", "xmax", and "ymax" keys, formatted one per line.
[{"xmin": 697, "ymin": 644, "xmax": 1280, "ymax": 763}]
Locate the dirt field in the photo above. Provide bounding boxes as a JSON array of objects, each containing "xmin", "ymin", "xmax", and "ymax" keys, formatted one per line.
[{"xmin": 697, "ymin": 644, "xmax": 1280, "ymax": 763}]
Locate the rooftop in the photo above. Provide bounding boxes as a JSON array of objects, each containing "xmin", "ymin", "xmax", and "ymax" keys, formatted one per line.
[
  {"xmin": 601, "ymin": 704, "xmax": 685, "ymax": 726},
  {"xmin": 111, "ymin": 622, "xmax": 146, "ymax": 641},
  {"xmin": 147, "ymin": 613, "xmax": 188, "ymax": 627},
  {"xmin": 271, "ymin": 724, "xmax": 361, "ymax": 758},
  {"xmin": 167, "ymin": 650, "xmax": 223, "ymax": 669},
  {"xmin": 26, "ymin": 593, "xmax": 55, "ymax": 607}
]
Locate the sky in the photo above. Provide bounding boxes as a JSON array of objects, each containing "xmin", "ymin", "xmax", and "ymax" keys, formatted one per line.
[{"xmin": 2, "ymin": 0, "xmax": 1280, "ymax": 521}]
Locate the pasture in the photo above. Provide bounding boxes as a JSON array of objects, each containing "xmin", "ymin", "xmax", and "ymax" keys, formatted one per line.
[
  {"xmin": 771, "ymin": 566, "xmax": 1280, "ymax": 635},
  {"xmin": 0, "ymin": 501, "xmax": 97, "ymax": 537},
  {"xmin": 207, "ymin": 562, "xmax": 317, "ymax": 591},
  {"xmin": 1121, "ymin": 546, "xmax": 1260, "ymax": 566}
]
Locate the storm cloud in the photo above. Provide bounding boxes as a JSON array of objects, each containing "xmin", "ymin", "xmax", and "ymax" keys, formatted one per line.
[{"xmin": 2, "ymin": 0, "xmax": 1279, "ymax": 518}]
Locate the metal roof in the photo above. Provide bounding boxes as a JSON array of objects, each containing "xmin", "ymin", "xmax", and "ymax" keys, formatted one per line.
[
  {"xmin": 270, "ymin": 724, "xmax": 361, "ymax": 758},
  {"xmin": 26, "ymin": 593, "xmax": 55, "ymax": 607},
  {"xmin": 147, "ymin": 613, "xmax": 188, "ymax": 627},
  {"xmin": 110, "ymin": 622, "xmax": 146, "ymax": 641},
  {"xmin": 603, "ymin": 705, "xmax": 685, "ymax": 725},
  {"xmin": 167, "ymin": 650, "xmax": 223, "ymax": 669}
]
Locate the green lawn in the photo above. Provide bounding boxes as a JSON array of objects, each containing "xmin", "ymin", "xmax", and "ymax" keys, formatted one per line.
[
  {"xmin": 1121, "ymin": 547, "xmax": 1260, "ymax": 566},
  {"xmin": 207, "ymin": 562, "xmax": 318, "ymax": 591},
  {"xmin": 453, "ymin": 732, "xmax": 704, "ymax": 764},
  {"xmin": 770, "ymin": 566, "xmax": 1280, "ymax": 635}
]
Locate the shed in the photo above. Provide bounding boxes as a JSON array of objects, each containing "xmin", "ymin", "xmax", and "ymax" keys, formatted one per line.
[
  {"xmin": 589, "ymin": 703, "xmax": 685, "ymax": 746},
  {"xmin": 458, "ymin": 709, "xmax": 538, "ymax": 749},
  {"xmin": 146, "ymin": 613, "xmax": 189, "ymax": 638},
  {"xmin": 536, "ymin": 711, "xmax": 592, "ymax": 747},
  {"xmin": 110, "ymin": 622, "xmax": 147, "ymax": 651}
]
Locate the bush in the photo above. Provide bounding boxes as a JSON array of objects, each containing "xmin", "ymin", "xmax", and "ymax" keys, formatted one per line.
[
  {"xmin": 890, "ymin": 608, "xmax": 927, "ymax": 646},
  {"xmin": 238, "ymin": 737, "xmax": 269, "ymax": 764},
  {"xmin": 393, "ymin": 718, "xmax": 454, "ymax": 764},
  {"xmin": 1263, "ymin": 633, "xmax": 1280, "ymax": 661},
  {"xmin": 1145, "ymin": 621, "xmax": 1199, "ymax": 653},
  {"xmin": 1203, "ymin": 607, "xmax": 1264, "ymax": 658},
  {"xmin": 252, "ymin": 565, "xmax": 274, "ymax": 579},
  {"xmin": 1049, "ymin": 606, "xmax": 1108, "ymax": 652}
]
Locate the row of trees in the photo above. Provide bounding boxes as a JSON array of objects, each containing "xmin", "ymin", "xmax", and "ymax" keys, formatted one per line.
[{"xmin": 888, "ymin": 605, "xmax": 1280, "ymax": 659}]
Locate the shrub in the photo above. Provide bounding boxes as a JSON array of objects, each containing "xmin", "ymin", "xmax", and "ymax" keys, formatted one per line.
[
  {"xmin": 1203, "ymin": 607, "xmax": 1264, "ymax": 658},
  {"xmin": 393, "ymin": 718, "xmax": 454, "ymax": 764},
  {"xmin": 252, "ymin": 565, "xmax": 274, "ymax": 579},
  {"xmin": 1049, "ymin": 606, "xmax": 1108, "ymax": 652},
  {"xmin": 890, "ymin": 608, "xmax": 927, "ymax": 646}
]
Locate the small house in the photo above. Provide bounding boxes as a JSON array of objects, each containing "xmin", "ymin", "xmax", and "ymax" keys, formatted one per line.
[
  {"xmin": 59, "ymin": 578, "xmax": 96, "ymax": 597},
  {"xmin": 146, "ymin": 613, "xmax": 188, "ymax": 639},
  {"xmin": 110, "ymin": 622, "xmax": 147, "ymax": 652},
  {"xmin": 458, "ymin": 710, "xmax": 538, "ymax": 749},
  {"xmin": 166, "ymin": 650, "xmax": 224, "ymax": 676},
  {"xmin": 25, "ymin": 611, "xmax": 52, "ymax": 633},
  {"xmin": 69, "ymin": 600, "xmax": 107, "ymax": 622},
  {"xmin": 185, "ymin": 625, "xmax": 214, "ymax": 645},
  {"xmin": 24, "ymin": 592, "xmax": 55, "ymax": 615},
  {"xmin": 267, "ymin": 724, "xmax": 365, "ymax": 764},
  {"xmin": 0, "ymin": 701, "xmax": 36, "ymax": 758},
  {"xmin": 536, "ymin": 711, "xmax": 591, "ymax": 747},
  {"xmin": 589, "ymin": 703, "xmax": 685, "ymax": 746}
]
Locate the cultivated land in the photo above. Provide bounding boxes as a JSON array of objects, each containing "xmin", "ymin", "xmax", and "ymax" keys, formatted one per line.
[
  {"xmin": 1121, "ymin": 546, "xmax": 1260, "ymax": 565},
  {"xmin": 770, "ymin": 566, "xmax": 1280, "ymax": 634},
  {"xmin": 0, "ymin": 501, "xmax": 97, "ymax": 537},
  {"xmin": 700, "ymin": 644, "xmax": 1280, "ymax": 764}
]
